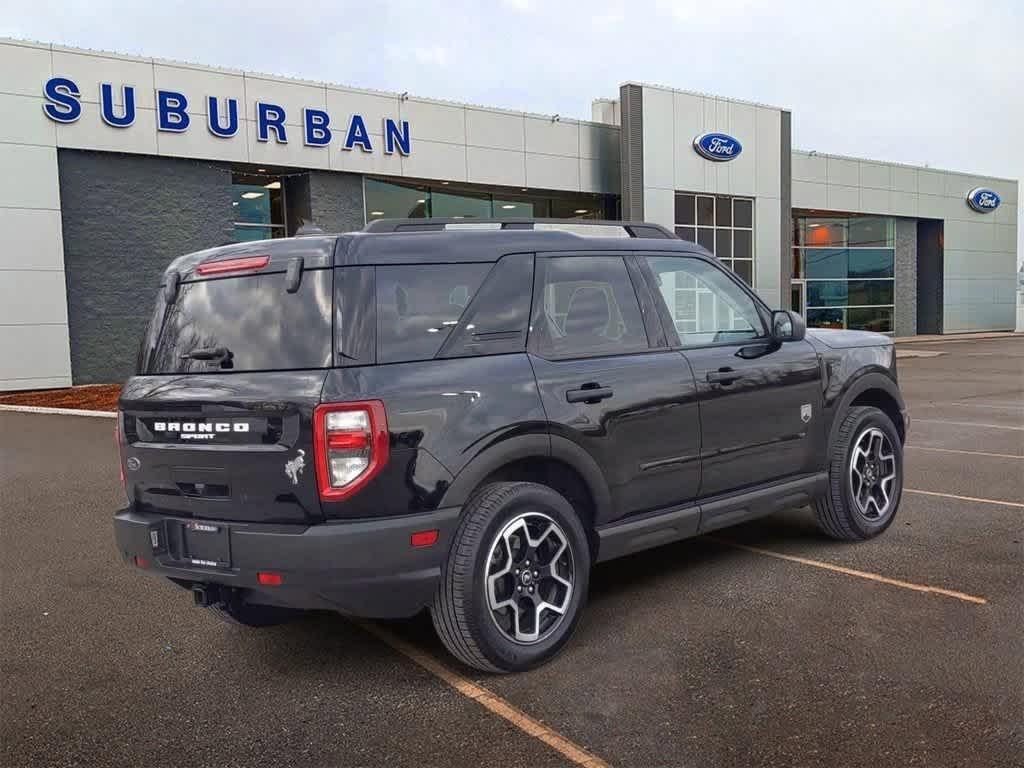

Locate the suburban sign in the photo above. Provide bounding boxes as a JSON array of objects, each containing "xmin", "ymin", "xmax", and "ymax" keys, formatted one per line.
[
  {"xmin": 41, "ymin": 76, "xmax": 412, "ymax": 155},
  {"xmin": 693, "ymin": 132, "xmax": 742, "ymax": 162},
  {"xmin": 966, "ymin": 187, "xmax": 1001, "ymax": 213}
]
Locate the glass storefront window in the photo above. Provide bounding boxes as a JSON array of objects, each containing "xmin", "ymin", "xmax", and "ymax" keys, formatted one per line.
[
  {"xmin": 232, "ymin": 173, "xmax": 286, "ymax": 242},
  {"xmin": 493, "ymin": 196, "xmax": 543, "ymax": 218},
  {"xmin": 794, "ymin": 213, "xmax": 896, "ymax": 334},
  {"xmin": 432, "ymin": 188, "xmax": 491, "ymax": 219},
  {"xmin": 363, "ymin": 177, "xmax": 612, "ymax": 222},
  {"xmin": 674, "ymin": 192, "xmax": 755, "ymax": 285},
  {"xmin": 364, "ymin": 178, "xmax": 428, "ymax": 219}
]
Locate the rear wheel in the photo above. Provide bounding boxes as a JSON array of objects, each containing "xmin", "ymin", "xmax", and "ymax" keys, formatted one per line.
[
  {"xmin": 814, "ymin": 406, "xmax": 903, "ymax": 540},
  {"xmin": 432, "ymin": 482, "xmax": 590, "ymax": 673}
]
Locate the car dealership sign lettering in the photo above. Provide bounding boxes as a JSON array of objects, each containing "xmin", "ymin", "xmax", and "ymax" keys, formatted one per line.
[
  {"xmin": 966, "ymin": 187, "xmax": 1000, "ymax": 213},
  {"xmin": 41, "ymin": 77, "xmax": 412, "ymax": 155},
  {"xmin": 693, "ymin": 132, "xmax": 742, "ymax": 162}
]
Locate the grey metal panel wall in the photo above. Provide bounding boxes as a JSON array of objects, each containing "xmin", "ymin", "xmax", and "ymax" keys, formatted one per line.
[
  {"xmin": 916, "ymin": 220, "xmax": 943, "ymax": 334},
  {"xmin": 58, "ymin": 150, "xmax": 234, "ymax": 384},
  {"xmin": 780, "ymin": 111, "xmax": 793, "ymax": 309},
  {"xmin": 894, "ymin": 218, "xmax": 919, "ymax": 337},
  {"xmin": 309, "ymin": 171, "xmax": 366, "ymax": 233},
  {"xmin": 619, "ymin": 85, "xmax": 644, "ymax": 221}
]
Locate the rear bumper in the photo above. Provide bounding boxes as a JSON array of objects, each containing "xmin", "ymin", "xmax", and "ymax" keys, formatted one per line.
[{"xmin": 113, "ymin": 506, "xmax": 461, "ymax": 618}]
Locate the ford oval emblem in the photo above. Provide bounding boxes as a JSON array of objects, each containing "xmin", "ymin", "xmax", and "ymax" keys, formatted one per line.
[
  {"xmin": 966, "ymin": 187, "xmax": 1001, "ymax": 213},
  {"xmin": 694, "ymin": 132, "xmax": 743, "ymax": 162}
]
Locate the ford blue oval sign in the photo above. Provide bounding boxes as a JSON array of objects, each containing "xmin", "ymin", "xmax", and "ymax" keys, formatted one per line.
[
  {"xmin": 966, "ymin": 187, "xmax": 1001, "ymax": 213},
  {"xmin": 693, "ymin": 132, "xmax": 742, "ymax": 162}
]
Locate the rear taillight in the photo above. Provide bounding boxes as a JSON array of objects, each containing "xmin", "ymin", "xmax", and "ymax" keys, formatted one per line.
[
  {"xmin": 196, "ymin": 255, "xmax": 270, "ymax": 276},
  {"xmin": 313, "ymin": 401, "xmax": 389, "ymax": 501}
]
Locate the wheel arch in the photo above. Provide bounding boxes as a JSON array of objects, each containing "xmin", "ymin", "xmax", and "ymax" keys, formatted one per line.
[
  {"xmin": 831, "ymin": 372, "xmax": 907, "ymax": 447},
  {"xmin": 438, "ymin": 434, "xmax": 613, "ymax": 535}
]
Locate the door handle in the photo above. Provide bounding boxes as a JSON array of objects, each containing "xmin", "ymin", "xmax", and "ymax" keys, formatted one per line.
[
  {"xmin": 706, "ymin": 367, "xmax": 742, "ymax": 386},
  {"xmin": 566, "ymin": 385, "xmax": 614, "ymax": 404}
]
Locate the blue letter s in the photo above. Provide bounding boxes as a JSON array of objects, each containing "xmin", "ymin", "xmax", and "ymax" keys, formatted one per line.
[{"xmin": 42, "ymin": 77, "xmax": 82, "ymax": 123}]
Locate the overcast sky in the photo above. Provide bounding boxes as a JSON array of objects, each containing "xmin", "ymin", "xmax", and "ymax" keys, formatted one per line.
[{"xmin": 4, "ymin": 0, "xmax": 1021, "ymax": 264}]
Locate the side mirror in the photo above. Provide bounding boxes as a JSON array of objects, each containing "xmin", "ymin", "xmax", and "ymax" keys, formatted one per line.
[{"xmin": 771, "ymin": 310, "xmax": 806, "ymax": 343}]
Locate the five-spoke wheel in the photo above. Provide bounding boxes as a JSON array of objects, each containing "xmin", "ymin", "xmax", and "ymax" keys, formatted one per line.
[
  {"xmin": 848, "ymin": 426, "xmax": 898, "ymax": 521},
  {"xmin": 432, "ymin": 482, "xmax": 590, "ymax": 673},
  {"xmin": 814, "ymin": 405, "xmax": 903, "ymax": 540},
  {"xmin": 485, "ymin": 513, "xmax": 574, "ymax": 645}
]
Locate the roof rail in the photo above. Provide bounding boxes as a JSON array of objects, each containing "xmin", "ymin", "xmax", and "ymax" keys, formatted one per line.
[{"xmin": 362, "ymin": 218, "xmax": 677, "ymax": 239}]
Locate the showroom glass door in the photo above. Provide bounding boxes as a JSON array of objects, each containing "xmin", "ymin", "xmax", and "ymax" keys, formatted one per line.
[{"xmin": 791, "ymin": 280, "xmax": 806, "ymax": 316}]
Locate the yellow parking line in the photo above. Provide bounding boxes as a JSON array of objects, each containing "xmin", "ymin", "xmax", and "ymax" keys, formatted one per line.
[
  {"xmin": 914, "ymin": 418, "xmax": 1024, "ymax": 432},
  {"xmin": 907, "ymin": 445, "xmax": 1022, "ymax": 460},
  {"xmin": 711, "ymin": 538, "xmax": 987, "ymax": 605},
  {"xmin": 905, "ymin": 488, "xmax": 1024, "ymax": 509},
  {"xmin": 356, "ymin": 620, "xmax": 610, "ymax": 768}
]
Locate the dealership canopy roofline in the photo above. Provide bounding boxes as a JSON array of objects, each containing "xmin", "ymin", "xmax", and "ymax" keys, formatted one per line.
[
  {"xmin": 2, "ymin": 36, "xmax": 614, "ymax": 130},
  {"xmin": 791, "ymin": 148, "xmax": 1019, "ymax": 185},
  {"xmin": 6, "ymin": 37, "xmax": 1015, "ymax": 181}
]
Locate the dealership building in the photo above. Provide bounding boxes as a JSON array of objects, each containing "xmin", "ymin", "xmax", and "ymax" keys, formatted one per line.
[{"xmin": 0, "ymin": 37, "xmax": 1019, "ymax": 391}]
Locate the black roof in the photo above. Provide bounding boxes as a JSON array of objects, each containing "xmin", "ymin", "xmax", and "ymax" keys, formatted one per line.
[
  {"xmin": 164, "ymin": 219, "xmax": 705, "ymax": 279},
  {"xmin": 339, "ymin": 229, "xmax": 702, "ymax": 265}
]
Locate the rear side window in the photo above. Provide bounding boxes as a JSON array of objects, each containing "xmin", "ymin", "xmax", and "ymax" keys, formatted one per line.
[
  {"xmin": 145, "ymin": 269, "xmax": 333, "ymax": 374},
  {"xmin": 531, "ymin": 256, "xmax": 650, "ymax": 358},
  {"xmin": 376, "ymin": 263, "xmax": 490, "ymax": 363}
]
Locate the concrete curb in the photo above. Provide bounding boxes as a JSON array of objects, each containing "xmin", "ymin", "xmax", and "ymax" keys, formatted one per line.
[
  {"xmin": 894, "ymin": 331, "xmax": 1023, "ymax": 344},
  {"xmin": 0, "ymin": 404, "xmax": 116, "ymax": 418}
]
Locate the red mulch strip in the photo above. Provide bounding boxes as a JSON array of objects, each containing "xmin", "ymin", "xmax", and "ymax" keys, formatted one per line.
[{"xmin": 0, "ymin": 384, "xmax": 122, "ymax": 412}]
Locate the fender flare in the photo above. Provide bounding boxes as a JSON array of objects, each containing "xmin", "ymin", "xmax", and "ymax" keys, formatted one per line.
[
  {"xmin": 828, "ymin": 370, "xmax": 905, "ymax": 449},
  {"xmin": 438, "ymin": 433, "xmax": 613, "ymax": 525}
]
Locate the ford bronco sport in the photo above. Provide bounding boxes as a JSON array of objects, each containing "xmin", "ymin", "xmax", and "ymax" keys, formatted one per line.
[{"xmin": 114, "ymin": 218, "xmax": 908, "ymax": 673}]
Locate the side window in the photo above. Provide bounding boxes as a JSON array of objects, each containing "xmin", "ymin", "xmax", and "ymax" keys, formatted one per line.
[
  {"xmin": 644, "ymin": 256, "xmax": 765, "ymax": 346},
  {"xmin": 532, "ymin": 256, "xmax": 650, "ymax": 358},
  {"xmin": 376, "ymin": 263, "xmax": 490, "ymax": 363}
]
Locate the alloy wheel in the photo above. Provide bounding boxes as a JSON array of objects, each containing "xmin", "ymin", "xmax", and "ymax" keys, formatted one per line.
[
  {"xmin": 485, "ymin": 512, "xmax": 575, "ymax": 645},
  {"xmin": 848, "ymin": 426, "xmax": 898, "ymax": 521}
]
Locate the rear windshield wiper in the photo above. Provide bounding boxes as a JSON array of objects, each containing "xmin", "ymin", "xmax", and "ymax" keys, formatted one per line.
[{"xmin": 180, "ymin": 346, "xmax": 233, "ymax": 362}]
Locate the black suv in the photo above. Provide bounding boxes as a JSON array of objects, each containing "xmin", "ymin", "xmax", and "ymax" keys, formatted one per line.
[{"xmin": 114, "ymin": 219, "xmax": 908, "ymax": 673}]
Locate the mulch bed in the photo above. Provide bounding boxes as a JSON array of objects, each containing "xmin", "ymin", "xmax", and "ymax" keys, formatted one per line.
[{"xmin": 0, "ymin": 384, "xmax": 121, "ymax": 412}]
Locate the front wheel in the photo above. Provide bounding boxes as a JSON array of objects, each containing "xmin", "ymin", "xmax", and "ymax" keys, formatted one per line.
[
  {"xmin": 814, "ymin": 405, "xmax": 903, "ymax": 540},
  {"xmin": 431, "ymin": 482, "xmax": 590, "ymax": 673}
]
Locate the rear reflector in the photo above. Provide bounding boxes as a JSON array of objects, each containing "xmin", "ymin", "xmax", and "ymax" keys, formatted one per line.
[
  {"xmin": 115, "ymin": 413, "xmax": 127, "ymax": 498},
  {"xmin": 257, "ymin": 571, "xmax": 283, "ymax": 586},
  {"xmin": 196, "ymin": 255, "xmax": 270, "ymax": 276},
  {"xmin": 313, "ymin": 401, "xmax": 389, "ymax": 502},
  {"xmin": 410, "ymin": 529, "xmax": 439, "ymax": 548},
  {"xmin": 132, "ymin": 555, "xmax": 150, "ymax": 569}
]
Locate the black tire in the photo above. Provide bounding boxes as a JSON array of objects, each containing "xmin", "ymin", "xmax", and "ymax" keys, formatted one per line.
[
  {"xmin": 814, "ymin": 405, "xmax": 903, "ymax": 540},
  {"xmin": 210, "ymin": 599, "xmax": 300, "ymax": 628},
  {"xmin": 431, "ymin": 482, "xmax": 591, "ymax": 673}
]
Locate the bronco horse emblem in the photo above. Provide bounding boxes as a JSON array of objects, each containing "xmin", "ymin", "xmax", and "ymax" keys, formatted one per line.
[{"xmin": 284, "ymin": 449, "xmax": 306, "ymax": 485}]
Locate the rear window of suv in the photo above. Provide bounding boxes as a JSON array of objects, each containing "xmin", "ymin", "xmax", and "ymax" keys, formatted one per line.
[
  {"xmin": 375, "ymin": 263, "xmax": 490, "ymax": 363},
  {"xmin": 143, "ymin": 269, "xmax": 333, "ymax": 374}
]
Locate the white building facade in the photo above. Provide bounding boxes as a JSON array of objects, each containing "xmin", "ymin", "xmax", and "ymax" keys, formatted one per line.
[{"xmin": 0, "ymin": 39, "xmax": 1018, "ymax": 390}]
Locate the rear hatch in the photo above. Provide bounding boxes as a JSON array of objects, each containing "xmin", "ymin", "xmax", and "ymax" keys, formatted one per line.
[{"xmin": 120, "ymin": 242, "xmax": 335, "ymax": 524}]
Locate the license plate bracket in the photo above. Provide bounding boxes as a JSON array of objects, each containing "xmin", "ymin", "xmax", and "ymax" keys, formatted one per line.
[{"xmin": 181, "ymin": 521, "xmax": 231, "ymax": 568}]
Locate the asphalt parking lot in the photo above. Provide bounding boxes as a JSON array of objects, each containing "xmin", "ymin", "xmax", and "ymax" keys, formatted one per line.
[{"xmin": 1, "ymin": 336, "xmax": 1021, "ymax": 768}]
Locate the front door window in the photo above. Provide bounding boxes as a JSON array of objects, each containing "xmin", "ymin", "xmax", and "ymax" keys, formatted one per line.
[{"xmin": 644, "ymin": 255, "xmax": 764, "ymax": 347}]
